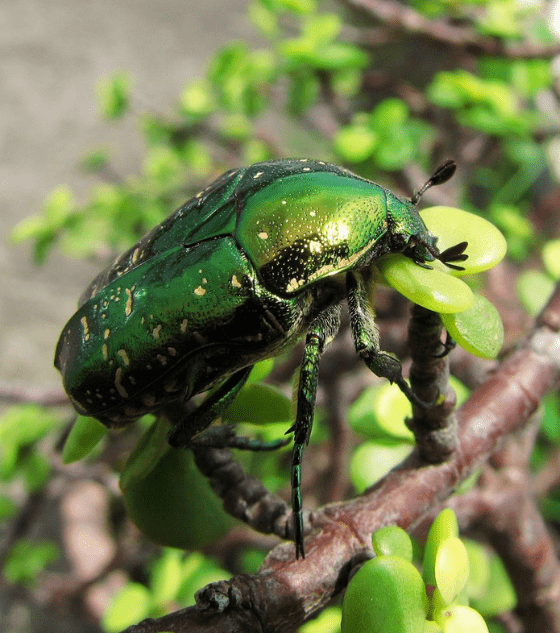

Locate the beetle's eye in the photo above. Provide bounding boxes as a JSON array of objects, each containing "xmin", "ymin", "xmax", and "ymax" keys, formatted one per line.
[{"xmin": 391, "ymin": 234, "xmax": 408, "ymax": 251}]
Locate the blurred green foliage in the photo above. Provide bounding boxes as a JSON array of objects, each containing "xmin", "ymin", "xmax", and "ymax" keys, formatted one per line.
[{"xmin": 4, "ymin": 0, "xmax": 560, "ymax": 630}]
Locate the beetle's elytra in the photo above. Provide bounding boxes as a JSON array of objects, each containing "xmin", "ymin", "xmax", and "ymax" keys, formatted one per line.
[{"xmin": 55, "ymin": 158, "xmax": 466, "ymax": 559}]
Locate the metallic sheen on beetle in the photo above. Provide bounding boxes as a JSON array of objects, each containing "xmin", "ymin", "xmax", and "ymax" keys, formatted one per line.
[{"xmin": 55, "ymin": 158, "xmax": 466, "ymax": 559}]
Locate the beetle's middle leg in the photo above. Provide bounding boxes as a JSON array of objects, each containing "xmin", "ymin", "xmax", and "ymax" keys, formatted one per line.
[
  {"xmin": 346, "ymin": 270, "xmax": 428, "ymax": 408},
  {"xmin": 289, "ymin": 302, "xmax": 343, "ymax": 559}
]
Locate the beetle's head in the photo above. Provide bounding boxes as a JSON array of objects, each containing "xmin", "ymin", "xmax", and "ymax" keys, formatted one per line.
[{"xmin": 397, "ymin": 159, "xmax": 468, "ymax": 271}]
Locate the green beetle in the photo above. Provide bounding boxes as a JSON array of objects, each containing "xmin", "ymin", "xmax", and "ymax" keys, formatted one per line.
[{"xmin": 55, "ymin": 158, "xmax": 466, "ymax": 558}]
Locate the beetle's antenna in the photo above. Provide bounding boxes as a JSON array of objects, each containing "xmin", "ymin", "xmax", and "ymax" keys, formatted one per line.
[{"xmin": 410, "ymin": 159, "xmax": 456, "ymax": 205}]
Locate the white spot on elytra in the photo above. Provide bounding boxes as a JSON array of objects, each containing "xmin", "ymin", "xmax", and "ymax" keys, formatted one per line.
[
  {"xmin": 115, "ymin": 368, "xmax": 128, "ymax": 398},
  {"xmin": 125, "ymin": 286, "xmax": 135, "ymax": 317},
  {"xmin": 194, "ymin": 286, "xmax": 206, "ymax": 296},
  {"xmin": 258, "ymin": 231, "xmax": 268, "ymax": 240},
  {"xmin": 81, "ymin": 316, "xmax": 90, "ymax": 342},
  {"xmin": 117, "ymin": 349, "xmax": 130, "ymax": 366},
  {"xmin": 152, "ymin": 324, "xmax": 162, "ymax": 339}
]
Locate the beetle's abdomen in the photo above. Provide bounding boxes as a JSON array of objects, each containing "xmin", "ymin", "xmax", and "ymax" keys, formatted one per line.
[
  {"xmin": 236, "ymin": 171, "xmax": 389, "ymax": 296},
  {"xmin": 55, "ymin": 238, "xmax": 278, "ymax": 425}
]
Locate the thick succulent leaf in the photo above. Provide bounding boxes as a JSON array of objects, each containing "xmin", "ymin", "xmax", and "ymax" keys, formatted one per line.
[
  {"xmin": 372, "ymin": 526, "xmax": 413, "ymax": 561},
  {"xmin": 441, "ymin": 293, "xmax": 504, "ymax": 359},
  {"xmin": 377, "ymin": 255, "xmax": 474, "ymax": 313},
  {"xmin": 342, "ymin": 556, "xmax": 427, "ymax": 633},
  {"xmin": 435, "ymin": 537, "xmax": 470, "ymax": 605},
  {"xmin": 421, "ymin": 206, "xmax": 507, "ymax": 276},
  {"xmin": 62, "ymin": 415, "xmax": 108, "ymax": 464}
]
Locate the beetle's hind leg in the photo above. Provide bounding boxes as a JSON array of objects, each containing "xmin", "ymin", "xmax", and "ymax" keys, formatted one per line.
[
  {"xmin": 346, "ymin": 271, "xmax": 429, "ymax": 409},
  {"xmin": 168, "ymin": 366, "xmax": 289, "ymax": 451},
  {"xmin": 289, "ymin": 302, "xmax": 343, "ymax": 559},
  {"xmin": 168, "ymin": 366, "xmax": 252, "ymax": 448}
]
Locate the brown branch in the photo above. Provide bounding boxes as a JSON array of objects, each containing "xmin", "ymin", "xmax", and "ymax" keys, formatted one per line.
[
  {"xmin": 122, "ymin": 282, "xmax": 560, "ymax": 633},
  {"xmin": 342, "ymin": 0, "xmax": 560, "ymax": 58},
  {"xmin": 479, "ymin": 468, "xmax": 560, "ymax": 633},
  {"xmin": 0, "ymin": 380, "xmax": 68, "ymax": 406}
]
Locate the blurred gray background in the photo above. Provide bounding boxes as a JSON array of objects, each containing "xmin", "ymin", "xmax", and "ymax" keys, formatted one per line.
[{"xmin": 1, "ymin": 0, "xmax": 255, "ymax": 393}]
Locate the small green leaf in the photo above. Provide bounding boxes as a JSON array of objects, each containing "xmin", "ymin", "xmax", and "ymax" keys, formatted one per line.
[
  {"xmin": 274, "ymin": 0, "xmax": 317, "ymax": 13},
  {"xmin": 303, "ymin": 13, "xmax": 342, "ymax": 46},
  {"xmin": 370, "ymin": 99, "xmax": 409, "ymax": 133},
  {"xmin": 62, "ymin": 415, "xmax": 108, "ymax": 464},
  {"xmin": 223, "ymin": 383, "xmax": 292, "ymax": 425},
  {"xmin": 516, "ymin": 269, "xmax": 555, "ymax": 316},
  {"xmin": 373, "ymin": 130, "xmax": 415, "ymax": 171},
  {"xmin": 288, "ymin": 72, "xmax": 320, "ymax": 115},
  {"xmin": 350, "ymin": 378, "xmax": 469, "ymax": 442},
  {"xmin": 376, "ymin": 255, "xmax": 474, "ymax": 314},
  {"xmin": 542, "ymin": 240, "xmax": 560, "ymax": 280},
  {"xmin": 119, "ymin": 418, "xmax": 170, "ymax": 490},
  {"xmin": 300, "ymin": 606, "xmax": 342, "ymax": 633},
  {"xmin": 0, "ymin": 405, "xmax": 61, "ymax": 480},
  {"xmin": 248, "ymin": 1, "xmax": 278, "ymax": 37},
  {"xmin": 247, "ymin": 358, "xmax": 275, "ymax": 385},
  {"xmin": 463, "ymin": 540, "xmax": 491, "ymax": 600},
  {"xmin": 96, "ymin": 71, "xmax": 131, "ymax": 119},
  {"xmin": 121, "ymin": 422, "xmax": 233, "ymax": 548},
  {"xmin": 470, "ymin": 554, "xmax": 516, "ymax": 617},
  {"xmin": 435, "ymin": 537, "xmax": 470, "ymax": 605},
  {"xmin": 423, "ymin": 509, "xmax": 459, "ymax": 587},
  {"xmin": 434, "ymin": 604, "xmax": 489, "ymax": 633},
  {"xmin": 350, "ymin": 441, "xmax": 414, "ymax": 493},
  {"xmin": 0, "ymin": 495, "xmax": 18, "ymax": 521},
  {"xmin": 316, "ymin": 43, "xmax": 369, "ymax": 70},
  {"xmin": 342, "ymin": 556, "xmax": 427, "ymax": 633},
  {"xmin": 22, "ymin": 452, "xmax": 50, "ymax": 492},
  {"xmin": 440, "ymin": 293, "xmax": 504, "ymax": 360},
  {"xmin": 10, "ymin": 214, "xmax": 48, "ymax": 246},
  {"xmin": 372, "ymin": 526, "xmax": 413, "ymax": 561},
  {"xmin": 331, "ymin": 68, "xmax": 362, "ymax": 97},
  {"xmin": 142, "ymin": 146, "xmax": 183, "ymax": 185},
  {"xmin": 150, "ymin": 550, "xmax": 184, "ymax": 606},
  {"xmin": 541, "ymin": 393, "xmax": 560, "ymax": 444},
  {"xmin": 242, "ymin": 138, "xmax": 271, "ymax": 165},
  {"xmin": 334, "ymin": 125, "xmax": 378, "ymax": 163},
  {"xmin": 178, "ymin": 79, "xmax": 216, "ymax": 119},
  {"xmin": 102, "ymin": 583, "xmax": 152, "ymax": 633},
  {"xmin": 4, "ymin": 539, "xmax": 59, "ymax": 587},
  {"xmin": 81, "ymin": 148, "xmax": 110, "ymax": 171},
  {"xmin": 349, "ymin": 382, "xmax": 414, "ymax": 442}
]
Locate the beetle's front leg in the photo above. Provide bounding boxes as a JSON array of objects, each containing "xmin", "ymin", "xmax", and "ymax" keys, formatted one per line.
[
  {"xmin": 289, "ymin": 302, "xmax": 343, "ymax": 559},
  {"xmin": 346, "ymin": 271, "xmax": 428, "ymax": 409}
]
